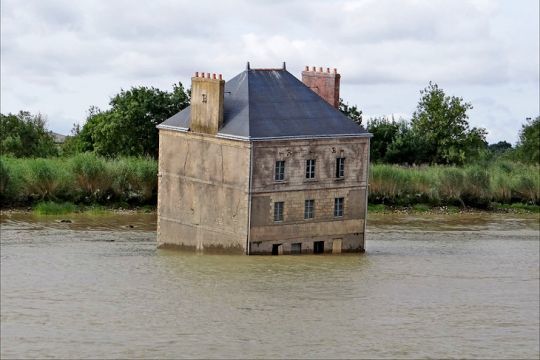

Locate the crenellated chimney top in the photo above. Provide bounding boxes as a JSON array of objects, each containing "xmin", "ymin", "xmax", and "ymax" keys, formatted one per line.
[{"xmin": 301, "ymin": 65, "xmax": 341, "ymax": 108}]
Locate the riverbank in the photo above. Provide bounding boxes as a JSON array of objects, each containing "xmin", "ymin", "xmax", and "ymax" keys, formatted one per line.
[
  {"xmin": 2, "ymin": 201, "xmax": 539, "ymax": 217},
  {"xmin": 2, "ymin": 155, "xmax": 539, "ymax": 210},
  {"xmin": 368, "ymin": 203, "xmax": 540, "ymax": 214}
]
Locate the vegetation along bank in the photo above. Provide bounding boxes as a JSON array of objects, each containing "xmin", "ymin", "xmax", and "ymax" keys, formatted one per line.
[
  {"xmin": 1, "ymin": 155, "xmax": 538, "ymax": 213},
  {"xmin": 1, "ymin": 80, "xmax": 538, "ymax": 214}
]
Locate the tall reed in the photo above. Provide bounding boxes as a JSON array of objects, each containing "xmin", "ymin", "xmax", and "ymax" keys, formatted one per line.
[
  {"xmin": 1, "ymin": 155, "xmax": 538, "ymax": 208},
  {"xmin": 369, "ymin": 161, "xmax": 539, "ymax": 207}
]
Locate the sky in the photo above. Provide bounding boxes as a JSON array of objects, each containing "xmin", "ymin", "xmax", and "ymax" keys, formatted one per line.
[{"xmin": 1, "ymin": 0, "xmax": 539, "ymax": 144}]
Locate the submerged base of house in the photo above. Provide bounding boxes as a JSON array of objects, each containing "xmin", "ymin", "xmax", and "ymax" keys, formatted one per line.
[
  {"xmin": 157, "ymin": 218, "xmax": 364, "ymax": 255},
  {"xmin": 249, "ymin": 233, "xmax": 364, "ymax": 255}
]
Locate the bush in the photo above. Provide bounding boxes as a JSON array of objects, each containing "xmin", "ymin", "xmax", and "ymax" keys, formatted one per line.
[
  {"xmin": 34, "ymin": 201, "xmax": 76, "ymax": 215},
  {"xmin": 110, "ymin": 157, "xmax": 157, "ymax": 202},
  {"xmin": 23, "ymin": 158, "xmax": 71, "ymax": 201},
  {"xmin": 369, "ymin": 161, "xmax": 539, "ymax": 208},
  {"xmin": 70, "ymin": 153, "xmax": 112, "ymax": 201},
  {"xmin": 438, "ymin": 167, "xmax": 465, "ymax": 205},
  {"xmin": 462, "ymin": 165, "xmax": 491, "ymax": 207}
]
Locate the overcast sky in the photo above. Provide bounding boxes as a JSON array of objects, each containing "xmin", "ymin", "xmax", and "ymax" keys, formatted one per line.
[{"xmin": 1, "ymin": 0, "xmax": 539, "ymax": 143}]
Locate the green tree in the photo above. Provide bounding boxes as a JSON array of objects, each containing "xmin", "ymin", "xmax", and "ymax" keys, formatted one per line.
[
  {"xmin": 367, "ymin": 117, "xmax": 401, "ymax": 163},
  {"xmin": 410, "ymin": 82, "xmax": 486, "ymax": 165},
  {"xmin": 384, "ymin": 122, "xmax": 429, "ymax": 164},
  {"xmin": 339, "ymin": 99, "xmax": 363, "ymax": 125},
  {"xmin": 76, "ymin": 83, "xmax": 190, "ymax": 158},
  {"xmin": 515, "ymin": 116, "xmax": 540, "ymax": 164},
  {"xmin": 488, "ymin": 141, "xmax": 512, "ymax": 154},
  {"xmin": 0, "ymin": 111, "xmax": 58, "ymax": 157}
]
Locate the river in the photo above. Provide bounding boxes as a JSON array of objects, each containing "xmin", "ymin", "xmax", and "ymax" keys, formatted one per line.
[{"xmin": 1, "ymin": 212, "xmax": 539, "ymax": 359}]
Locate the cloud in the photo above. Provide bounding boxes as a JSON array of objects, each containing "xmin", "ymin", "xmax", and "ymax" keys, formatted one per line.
[{"xmin": 1, "ymin": 0, "xmax": 538, "ymax": 142}]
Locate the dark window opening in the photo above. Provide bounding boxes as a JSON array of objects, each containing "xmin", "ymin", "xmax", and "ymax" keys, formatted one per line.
[
  {"xmin": 336, "ymin": 157, "xmax": 345, "ymax": 178},
  {"xmin": 304, "ymin": 199, "xmax": 315, "ymax": 219},
  {"xmin": 274, "ymin": 201, "xmax": 284, "ymax": 222},
  {"xmin": 314, "ymin": 241, "xmax": 324, "ymax": 254},
  {"xmin": 306, "ymin": 159, "xmax": 316, "ymax": 179},
  {"xmin": 275, "ymin": 160, "xmax": 285, "ymax": 181},
  {"xmin": 272, "ymin": 244, "xmax": 282, "ymax": 255},
  {"xmin": 291, "ymin": 243, "xmax": 302, "ymax": 254},
  {"xmin": 334, "ymin": 197, "xmax": 344, "ymax": 217}
]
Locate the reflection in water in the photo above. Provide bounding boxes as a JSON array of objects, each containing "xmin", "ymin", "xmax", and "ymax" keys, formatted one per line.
[{"xmin": 1, "ymin": 212, "xmax": 539, "ymax": 359}]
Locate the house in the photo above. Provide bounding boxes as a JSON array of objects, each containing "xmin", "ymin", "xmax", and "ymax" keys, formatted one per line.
[{"xmin": 156, "ymin": 63, "xmax": 371, "ymax": 254}]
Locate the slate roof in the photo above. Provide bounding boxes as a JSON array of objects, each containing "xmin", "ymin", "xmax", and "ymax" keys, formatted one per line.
[{"xmin": 158, "ymin": 68, "xmax": 370, "ymax": 140}]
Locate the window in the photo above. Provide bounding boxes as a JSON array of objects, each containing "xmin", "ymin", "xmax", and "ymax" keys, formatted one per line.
[
  {"xmin": 336, "ymin": 157, "xmax": 345, "ymax": 178},
  {"xmin": 306, "ymin": 159, "xmax": 316, "ymax": 179},
  {"xmin": 274, "ymin": 201, "xmax": 284, "ymax": 222},
  {"xmin": 275, "ymin": 160, "xmax": 285, "ymax": 181},
  {"xmin": 304, "ymin": 199, "xmax": 315, "ymax": 219},
  {"xmin": 291, "ymin": 243, "xmax": 302, "ymax": 254},
  {"xmin": 334, "ymin": 197, "xmax": 344, "ymax": 217}
]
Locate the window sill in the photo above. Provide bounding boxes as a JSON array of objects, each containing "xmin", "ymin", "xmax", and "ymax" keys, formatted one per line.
[
  {"xmin": 304, "ymin": 178, "xmax": 318, "ymax": 183},
  {"xmin": 273, "ymin": 180, "xmax": 288, "ymax": 184},
  {"xmin": 334, "ymin": 177, "xmax": 345, "ymax": 181}
]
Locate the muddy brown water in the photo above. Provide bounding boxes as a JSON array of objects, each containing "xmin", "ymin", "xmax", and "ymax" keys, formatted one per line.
[{"xmin": 1, "ymin": 212, "xmax": 539, "ymax": 359}]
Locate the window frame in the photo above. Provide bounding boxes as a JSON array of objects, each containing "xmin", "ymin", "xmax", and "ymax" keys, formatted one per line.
[
  {"xmin": 273, "ymin": 201, "xmax": 284, "ymax": 222},
  {"xmin": 304, "ymin": 199, "xmax": 315, "ymax": 220},
  {"xmin": 334, "ymin": 197, "xmax": 344, "ymax": 217},
  {"xmin": 305, "ymin": 159, "xmax": 316, "ymax": 179},
  {"xmin": 336, "ymin": 157, "xmax": 345, "ymax": 178},
  {"xmin": 275, "ymin": 160, "xmax": 285, "ymax": 181}
]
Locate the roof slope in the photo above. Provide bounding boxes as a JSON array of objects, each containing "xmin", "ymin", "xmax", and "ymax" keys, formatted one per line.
[{"xmin": 158, "ymin": 68, "xmax": 369, "ymax": 140}]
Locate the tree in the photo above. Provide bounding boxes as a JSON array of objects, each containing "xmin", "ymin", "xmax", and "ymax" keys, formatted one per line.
[
  {"xmin": 384, "ymin": 122, "xmax": 429, "ymax": 165},
  {"xmin": 75, "ymin": 83, "xmax": 190, "ymax": 158},
  {"xmin": 61, "ymin": 123, "xmax": 86, "ymax": 156},
  {"xmin": 367, "ymin": 117, "xmax": 402, "ymax": 163},
  {"xmin": 0, "ymin": 111, "xmax": 58, "ymax": 157},
  {"xmin": 488, "ymin": 141, "xmax": 512, "ymax": 154},
  {"xmin": 339, "ymin": 99, "xmax": 363, "ymax": 125},
  {"xmin": 410, "ymin": 82, "xmax": 487, "ymax": 165},
  {"xmin": 515, "ymin": 116, "xmax": 540, "ymax": 164}
]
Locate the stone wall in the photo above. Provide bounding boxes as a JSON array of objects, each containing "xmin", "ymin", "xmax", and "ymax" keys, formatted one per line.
[
  {"xmin": 248, "ymin": 137, "xmax": 369, "ymax": 254},
  {"xmin": 157, "ymin": 129, "xmax": 251, "ymax": 252}
]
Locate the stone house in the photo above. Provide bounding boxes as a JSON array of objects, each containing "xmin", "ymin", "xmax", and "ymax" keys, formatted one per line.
[{"xmin": 156, "ymin": 63, "xmax": 371, "ymax": 255}]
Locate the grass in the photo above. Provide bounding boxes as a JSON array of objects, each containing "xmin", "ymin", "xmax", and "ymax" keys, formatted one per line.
[
  {"xmin": 412, "ymin": 203, "xmax": 430, "ymax": 212},
  {"xmin": 368, "ymin": 204, "xmax": 387, "ymax": 213},
  {"xmin": 492, "ymin": 203, "xmax": 540, "ymax": 213},
  {"xmin": 1, "ymin": 155, "xmax": 539, "ymax": 211},
  {"xmin": 1, "ymin": 154, "xmax": 157, "ymax": 206},
  {"xmin": 369, "ymin": 161, "xmax": 539, "ymax": 208},
  {"xmin": 34, "ymin": 201, "xmax": 76, "ymax": 215}
]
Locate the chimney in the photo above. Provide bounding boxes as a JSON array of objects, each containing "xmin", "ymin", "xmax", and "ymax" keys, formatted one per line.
[
  {"xmin": 301, "ymin": 66, "xmax": 340, "ymax": 108},
  {"xmin": 190, "ymin": 72, "xmax": 225, "ymax": 135}
]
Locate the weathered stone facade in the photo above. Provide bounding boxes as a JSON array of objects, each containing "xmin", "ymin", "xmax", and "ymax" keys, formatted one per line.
[
  {"xmin": 157, "ymin": 64, "xmax": 371, "ymax": 255},
  {"xmin": 157, "ymin": 129, "xmax": 251, "ymax": 252},
  {"xmin": 248, "ymin": 137, "xmax": 369, "ymax": 254}
]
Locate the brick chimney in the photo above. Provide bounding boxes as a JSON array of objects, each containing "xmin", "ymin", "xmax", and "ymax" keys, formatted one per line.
[
  {"xmin": 301, "ymin": 66, "xmax": 340, "ymax": 108},
  {"xmin": 190, "ymin": 72, "xmax": 225, "ymax": 135}
]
